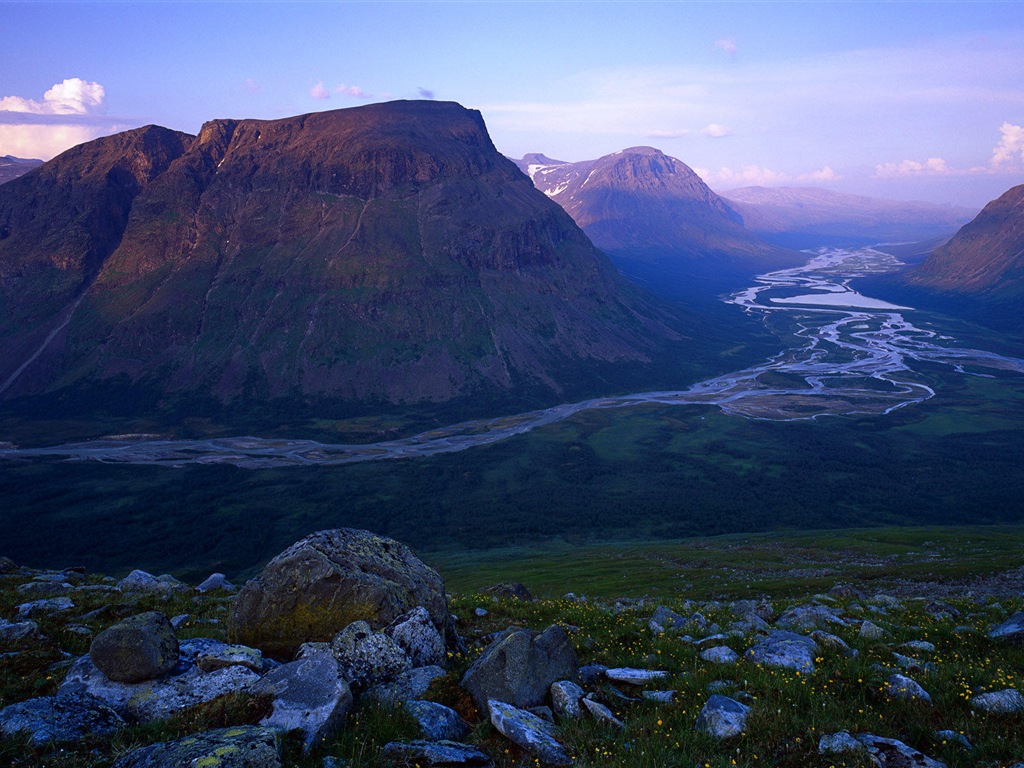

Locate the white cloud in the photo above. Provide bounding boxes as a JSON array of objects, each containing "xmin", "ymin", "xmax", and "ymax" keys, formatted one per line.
[
  {"xmin": 0, "ymin": 78, "xmax": 116, "ymax": 160},
  {"xmin": 714, "ymin": 38, "xmax": 737, "ymax": 56},
  {"xmin": 646, "ymin": 128, "xmax": 689, "ymax": 139},
  {"xmin": 874, "ymin": 157, "xmax": 951, "ymax": 177},
  {"xmin": 703, "ymin": 165, "xmax": 791, "ymax": 186},
  {"xmin": 310, "ymin": 81, "xmax": 330, "ymax": 100},
  {"xmin": 702, "ymin": 123, "xmax": 733, "ymax": 138},
  {"xmin": 991, "ymin": 121, "xmax": 1024, "ymax": 167},
  {"xmin": 242, "ymin": 77, "xmax": 260, "ymax": 94},
  {"xmin": 336, "ymin": 84, "xmax": 370, "ymax": 99},
  {"xmin": 798, "ymin": 166, "xmax": 840, "ymax": 182},
  {"xmin": 418, "ymin": 87, "xmax": 435, "ymax": 100}
]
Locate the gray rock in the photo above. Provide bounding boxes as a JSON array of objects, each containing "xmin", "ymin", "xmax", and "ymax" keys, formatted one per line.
[
  {"xmin": 0, "ymin": 692, "xmax": 125, "ymax": 745},
  {"xmin": 856, "ymin": 733, "xmax": 947, "ymax": 767},
  {"xmin": 933, "ymin": 730, "xmax": 972, "ymax": 749},
  {"xmin": 363, "ymin": 665, "xmax": 445, "ymax": 705},
  {"xmin": 989, "ymin": 611, "xmax": 1024, "ymax": 644},
  {"xmin": 550, "ymin": 680, "xmax": 584, "ymax": 720},
  {"xmin": 196, "ymin": 573, "xmax": 235, "ymax": 593},
  {"xmin": 112, "ymin": 725, "xmax": 281, "ymax": 768},
  {"xmin": 650, "ymin": 605, "xmax": 687, "ymax": 632},
  {"xmin": 461, "ymin": 625, "xmax": 577, "ymax": 711},
  {"xmin": 969, "ymin": 687, "xmax": 1024, "ymax": 713},
  {"xmin": 488, "ymin": 700, "xmax": 571, "ymax": 766},
  {"xmin": 818, "ymin": 730, "xmax": 865, "ymax": 754},
  {"xmin": 859, "ymin": 620, "xmax": 888, "ymax": 640},
  {"xmin": 745, "ymin": 631, "xmax": 817, "ymax": 672},
  {"xmin": 17, "ymin": 580, "xmax": 73, "ymax": 597},
  {"xmin": 17, "ymin": 596, "xmax": 73, "ymax": 617},
  {"xmin": 604, "ymin": 667, "xmax": 669, "ymax": 685},
  {"xmin": 828, "ymin": 584, "xmax": 864, "ymax": 600},
  {"xmin": 811, "ymin": 630, "xmax": 856, "ymax": 657},
  {"xmin": 89, "ymin": 612, "xmax": 179, "ymax": 683},
  {"xmin": 406, "ymin": 700, "xmax": 469, "ymax": 741},
  {"xmin": 731, "ymin": 613, "xmax": 771, "ymax": 633},
  {"xmin": 886, "ymin": 674, "xmax": 931, "ymax": 703},
  {"xmin": 59, "ymin": 653, "xmax": 260, "ymax": 722},
  {"xmin": 582, "ymin": 697, "xmax": 624, "ymax": 729},
  {"xmin": 479, "ymin": 582, "xmax": 533, "ymax": 601},
  {"xmin": 641, "ymin": 690, "xmax": 675, "ymax": 703},
  {"xmin": 116, "ymin": 570, "xmax": 187, "ymax": 594},
  {"xmin": 696, "ymin": 694, "xmax": 749, "ymax": 739},
  {"xmin": 380, "ymin": 740, "xmax": 491, "ymax": 766},
  {"xmin": 902, "ymin": 640, "xmax": 936, "ymax": 653},
  {"xmin": 892, "ymin": 652, "xmax": 934, "ymax": 674},
  {"xmin": 474, "ymin": 608, "xmax": 488, "ymax": 617},
  {"xmin": 577, "ymin": 663, "xmax": 608, "ymax": 685},
  {"xmin": 386, "ymin": 606, "xmax": 446, "ymax": 668},
  {"xmin": 257, "ymin": 648, "xmax": 353, "ymax": 751},
  {"xmin": 775, "ymin": 604, "xmax": 846, "ymax": 632},
  {"xmin": 228, "ymin": 528, "xmax": 453, "ymax": 660},
  {"xmin": 169, "ymin": 614, "xmax": 190, "ymax": 630},
  {"xmin": 364, "ymin": 665, "xmax": 446, "ymax": 705},
  {"xmin": 331, "ymin": 620, "xmax": 412, "ymax": 689},
  {"xmin": 700, "ymin": 646, "xmax": 739, "ymax": 665},
  {"xmin": 528, "ymin": 705, "xmax": 554, "ymax": 722},
  {"xmin": 0, "ymin": 618, "xmax": 39, "ymax": 642}
]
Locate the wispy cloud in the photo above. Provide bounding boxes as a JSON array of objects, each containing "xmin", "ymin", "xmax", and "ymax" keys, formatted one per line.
[
  {"xmin": 242, "ymin": 77, "xmax": 260, "ymax": 94},
  {"xmin": 646, "ymin": 128, "xmax": 689, "ymax": 139},
  {"xmin": 714, "ymin": 38, "xmax": 737, "ymax": 56},
  {"xmin": 0, "ymin": 78, "xmax": 120, "ymax": 160},
  {"xmin": 699, "ymin": 164, "xmax": 791, "ymax": 186},
  {"xmin": 798, "ymin": 166, "xmax": 840, "ymax": 182},
  {"xmin": 336, "ymin": 84, "xmax": 370, "ymax": 98},
  {"xmin": 310, "ymin": 81, "xmax": 331, "ymax": 100},
  {"xmin": 875, "ymin": 157, "xmax": 951, "ymax": 177},
  {"xmin": 418, "ymin": 87, "xmax": 435, "ymax": 100},
  {"xmin": 701, "ymin": 123, "xmax": 733, "ymax": 138}
]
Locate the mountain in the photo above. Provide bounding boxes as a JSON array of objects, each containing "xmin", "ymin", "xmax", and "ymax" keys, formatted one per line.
[
  {"xmin": 513, "ymin": 147, "xmax": 798, "ymax": 289},
  {"xmin": 0, "ymin": 155, "xmax": 43, "ymax": 185},
  {"xmin": 903, "ymin": 184, "xmax": 1024, "ymax": 299},
  {"xmin": 0, "ymin": 101, "xmax": 686, "ymax": 424},
  {"xmin": 723, "ymin": 186, "xmax": 976, "ymax": 248}
]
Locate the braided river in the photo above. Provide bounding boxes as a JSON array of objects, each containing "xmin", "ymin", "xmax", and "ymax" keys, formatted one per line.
[{"xmin": 4, "ymin": 247, "xmax": 1024, "ymax": 469}]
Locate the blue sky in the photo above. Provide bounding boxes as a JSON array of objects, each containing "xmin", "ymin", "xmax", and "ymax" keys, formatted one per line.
[{"xmin": 2, "ymin": 1, "xmax": 1024, "ymax": 207}]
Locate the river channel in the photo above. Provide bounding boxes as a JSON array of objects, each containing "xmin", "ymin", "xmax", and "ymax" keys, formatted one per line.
[{"xmin": 4, "ymin": 247, "xmax": 1024, "ymax": 469}]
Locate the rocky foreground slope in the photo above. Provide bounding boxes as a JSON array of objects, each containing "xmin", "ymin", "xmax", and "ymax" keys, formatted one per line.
[
  {"xmin": 1, "ymin": 529, "xmax": 1023, "ymax": 767},
  {"xmin": 0, "ymin": 101, "xmax": 681, "ymax": 413}
]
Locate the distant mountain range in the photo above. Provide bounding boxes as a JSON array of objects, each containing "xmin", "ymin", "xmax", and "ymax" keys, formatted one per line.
[
  {"xmin": 722, "ymin": 186, "xmax": 977, "ymax": 248},
  {"xmin": 513, "ymin": 148, "xmax": 799, "ymax": 290},
  {"xmin": 0, "ymin": 102, "xmax": 690, "ymax": 422},
  {"xmin": 0, "ymin": 155, "xmax": 42, "ymax": 185}
]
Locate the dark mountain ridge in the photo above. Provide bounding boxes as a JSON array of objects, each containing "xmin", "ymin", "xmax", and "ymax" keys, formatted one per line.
[
  {"xmin": 0, "ymin": 101, "xmax": 691, "ymax": 430},
  {"xmin": 0, "ymin": 154, "xmax": 44, "ymax": 185}
]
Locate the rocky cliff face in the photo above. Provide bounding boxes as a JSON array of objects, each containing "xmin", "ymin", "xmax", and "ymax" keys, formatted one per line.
[
  {"xmin": 0, "ymin": 101, "xmax": 681, "ymax": 411},
  {"xmin": 905, "ymin": 184, "xmax": 1024, "ymax": 298},
  {"xmin": 515, "ymin": 147, "xmax": 796, "ymax": 276}
]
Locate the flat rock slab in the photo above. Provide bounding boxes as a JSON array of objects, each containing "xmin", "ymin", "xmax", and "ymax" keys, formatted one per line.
[
  {"xmin": 0, "ymin": 692, "xmax": 125, "ymax": 746},
  {"xmin": 886, "ymin": 674, "xmax": 931, "ymax": 703},
  {"xmin": 696, "ymin": 694, "xmax": 750, "ymax": 739},
  {"xmin": 197, "ymin": 643, "xmax": 264, "ymax": 673},
  {"xmin": 488, "ymin": 700, "xmax": 571, "ymax": 766},
  {"xmin": 745, "ymin": 631, "xmax": 817, "ymax": 672},
  {"xmin": 819, "ymin": 731, "xmax": 865, "ymax": 755},
  {"xmin": 989, "ymin": 611, "xmax": 1024, "ymax": 644},
  {"xmin": 604, "ymin": 667, "xmax": 669, "ymax": 685},
  {"xmin": 112, "ymin": 725, "xmax": 281, "ymax": 768},
  {"xmin": 381, "ymin": 740, "xmax": 491, "ymax": 767},
  {"xmin": 856, "ymin": 734, "xmax": 947, "ymax": 768},
  {"xmin": 969, "ymin": 687, "xmax": 1024, "ymax": 713}
]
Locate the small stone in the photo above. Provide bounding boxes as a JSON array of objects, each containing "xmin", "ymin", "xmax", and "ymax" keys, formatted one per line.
[
  {"xmin": 700, "ymin": 646, "xmax": 739, "ymax": 665},
  {"xmin": 577, "ymin": 663, "xmax": 608, "ymax": 685},
  {"xmin": 116, "ymin": 570, "xmax": 187, "ymax": 594},
  {"xmin": 818, "ymin": 730, "xmax": 865, "ymax": 755},
  {"xmin": 479, "ymin": 582, "xmax": 533, "ymax": 601},
  {"xmin": 195, "ymin": 573, "xmax": 234, "ymax": 593},
  {"xmin": 582, "ymin": 697, "xmax": 624, "ymax": 729},
  {"xmin": 642, "ymin": 689, "xmax": 675, "ymax": 703},
  {"xmin": 902, "ymin": 640, "xmax": 936, "ymax": 653},
  {"xmin": 550, "ymin": 680, "xmax": 584, "ymax": 720},
  {"xmin": 892, "ymin": 652, "xmax": 934, "ymax": 674},
  {"xmin": 406, "ymin": 700, "xmax": 469, "ymax": 741},
  {"xmin": 969, "ymin": 688, "xmax": 1024, "ymax": 713},
  {"xmin": 488, "ymin": 700, "xmax": 571, "ymax": 766},
  {"xmin": 474, "ymin": 607, "xmax": 489, "ymax": 617},
  {"xmin": 989, "ymin": 611, "xmax": 1024, "ymax": 645},
  {"xmin": 745, "ymin": 631, "xmax": 817, "ymax": 672},
  {"xmin": 859, "ymin": 620, "xmax": 888, "ymax": 640},
  {"xmin": 776, "ymin": 603, "xmax": 847, "ymax": 632},
  {"xmin": 604, "ymin": 667, "xmax": 669, "ymax": 685},
  {"xmin": 933, "ymin": 730, "xmax": 972, "ymax": 749},
  {"xmin": 811, "ymin": 631, "xmax": 857, "ymax": 657},
  {"xmin": 0, "ymin": 618, "xmax": 39, "ymax": 642},
  {"xmin": 17, "ymin": 581, "xmax": 72, "ymax": 597},
  {"xmin": 17, "ymin": 597, "xmax": 73, "ymax": 618},
  {"xmin": 885, "ymin": 674, "xmax": 931, "ymax": 703},
  {"xmin": 89, "ymin": 612, "xmax": 179, "ymax": 683},
  {"xmin": 696, "ymin": 694, "xmax": 749, "ymax": 739},
  {"xmin": 169, "ymin": 614, "xmax": 190, "ymax": 630}
]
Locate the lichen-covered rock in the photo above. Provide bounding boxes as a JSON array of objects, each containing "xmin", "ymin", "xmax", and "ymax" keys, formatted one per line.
[
  {"xmin": 406, "ymin": 700, "xmax": 469, "ymax": 741},
  {"xmin": 860, "ymin": 620, "xmax": 888, "ymax": 640},
  {"xmin": 116, "ymin": 570, "xmax": 187, "ymax": 594},
  {"xmin": 257, "ymin": 647, "xmax": 352, "ymax": 751},
  {"xmin": 886, "ymin": 673, "xmax": 932, "ymax": 703},
  {"xmin": 461, "ymin": 625, "xmax": 577, "ymax": 711},
  {"xmin": 700, "ymin": 646, "xmax": 739, "ymax": 664},
  {"xmin": 386, "ymin": 606, "xmax": 446, "ymax": 668},
  {"xmin": 196, "ymin": 572, "xmax": 235, "ymax": 593},
  {"xmin": 17, "ymin": 596, "xmax": 73, "ymax": 617},
  {"xmin": 228, "ymin": 529, "xmax": 453, "ymax": 660},
  {"xmin": 331, "ymin": 620, "xmax": 412, "ymax": 688},
  {"xmin": 0, "ymin": 618, "xmax": 39, "ymax": 642},
  {"xmin": 856, "ymin": 733, "xmax": 947, "ymax": 767},
  {"xmin": 696, "ymin": 694, "xmax": 749, "ymax": 739},
  {"xmin": 582, "ymin": 697, "xmax": 624, "ymax": 729},
  {"xmin": 364, "ymin": 665, "xmax": 446, "ymax": 705},
  {"xmin": 196, "ymin": 643, "xmax": 264, "ymax": 673},
  {"xmin": 89, "ymin": 611, "xmax": 179, "ymax": 683},
  {"xmin": 811, "ymin": 630, "xmax": 857, "ymax": 657},
  {"xmin": 604, "ymin": 667, "xmax": 668, "ymax": 685},
  {"xmin": 818, "ymin": 730, "xmax": 865, "ymax": 755},
  {"xmin": 775, "ymin": 603, "xmax": 846, "ymax": 632},
  {"xmin": 112, "ymin": 725, "xmax": 281, "ymax": 768},
  {"xmin": 550, "ymin": 680, "xmax": 585, "ymax": 720},
  {"xmin": 488, "ymin": 700, "xmax": 572, "ymax": 766},
  {"xmin": 969, "ymin": 687, "xmax": 1024, "ymax": 713},
  {"xmin": 381, "ymin": 740, "xmax": 491, "ymax": 767},
  {"xmin": 0, "ymin": 692, "xmax": 124, "ymax": 745}
]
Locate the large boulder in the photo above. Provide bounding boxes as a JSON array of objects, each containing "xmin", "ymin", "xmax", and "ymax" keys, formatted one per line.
[
  {"xmin": 112, "ymin": 725, "xmax": 280, "ymax": 768},
  {"xmin": 488, "ymin": 700, "xmax": 572, "ymax": 766},
  {"xmin": 461, "ymin": 625, "xmax": 578, "ymax": 711},
  {"xmin": 229, "ymin": 529, "xmax": 452, "ymax": 659},
  {"xmin": 89, "ymin": 612, "xmax": 179, "ymax": 683},
  {"xmin": 696, "ymin": 694, "xmax": 750, "ymax": 739}
]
